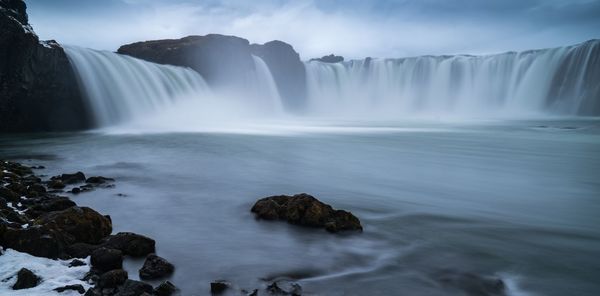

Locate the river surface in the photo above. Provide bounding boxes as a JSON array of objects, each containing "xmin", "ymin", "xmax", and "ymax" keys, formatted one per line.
[{"xmin": 1, "ymin": 119, "xmax": 599, "ymax": 296}]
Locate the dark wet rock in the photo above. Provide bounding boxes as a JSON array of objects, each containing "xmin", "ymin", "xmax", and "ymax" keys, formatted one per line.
[
  {"xmin": 210, "ymin": 280, "xmax": 229, "ymax": 294},
  {"xmin": 12, "ymin": 267, "xmax": 40, "ymax": 290},
  {"xmin": 154, "ymin": 281, "xmax": 177, "ymax": 296},
  {"xmin": 0, "ymin": 0, "xmax": 90, "ymax": 132},
  {"xmin": 55, "ymin": 284, "xmax": 86, "ymax": 294},
  {"xmin": 26, "ymin": 196, "xmax": 75, "ymax": 216},
  {"xmin": 101, "ymin": 232, "xmax": 155, "ymax": 257},
  {"xmin": 251, "ymin": 193, "xmax": 362, "ymax": 232},
  {"xmin": 86, "ymin": 176, "xmax": 115, "ymax": 184},
  {"xmin": 48, "ymin": 179, "xmax": 66, "ymax": 190},
  {"xmin": 115, "ymin": 279, "xmax": 153, "ymax": 296},
  {"xmin": 31, "ymin": 165, "xmax": 45, "ymax": 169},
  {"xmin": 0, "ymin": 186, "xmax": 20, "ymax": 202},
  {"xmin": 36, "ymin": 206, "xmax": 112, "ymax": 244},
  {"xmin": 247, "ymin": 289, "xmax": 258, "ymax": 296},
  {"xmin": 98, "ymin": 269, "xmax": 128, "ymax": 288},
  {"xmin": 67, "ymin": 242, "xmax": 99, "ymax": 258},
  {"xmin": 69, "ymin": 258, "xmax": 86, "ymax": 267},
  {"xmin": 0, "ymin": 208, "xmax": 28, "ymax": 224},
  {"xmin": 1, "ymin": 224, "xmax": 69, "ymax": 258},
  {"xmin": 71, "ymin": 187, "xmax": 81, "ymax": 194},
  {"xmin": 310, "ymin": 54, "xmax": 344, "ymax": 63},
  {"xmin": 139, "ymin": 254, "xmax": 174, "ymax": 280},
  {"xmin": 52, "ymin": 172, "xmax": 86, "ymax": 184},
  {"xmin": 91, "ymin": 247, "xmax": 123, "ymax": 273},
  {"xmin": 433, "ymin": 269, "xmax": 506, "ymax": 296},
  {"xmin": 265, "ymin": 281, "xmax": 302, "ymax": 295},
  {"xmin": 28, "ymin": 183, "xmax": 46, "ymax": 194},
  {"xmin": 267, "ymin": 282, "xmax": 286, "ymax": 294}
]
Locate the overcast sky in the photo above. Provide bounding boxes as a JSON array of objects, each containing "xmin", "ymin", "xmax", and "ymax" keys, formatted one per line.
[{"xmin": 27, "ymin": 0, "xmax": 600, "ymax": 60}]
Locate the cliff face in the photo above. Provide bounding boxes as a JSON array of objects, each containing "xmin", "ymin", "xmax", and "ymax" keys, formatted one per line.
[
  {"xmin": 0, "ymin": 0, "xmax": 90, "ymax": 132},
  {"xmin": 250, "ymin": 41, "xmax": 306, "ymax": 110},
  {"xmin": 118, "ymin": 35, "xmax": 307, "ymax": 111}
]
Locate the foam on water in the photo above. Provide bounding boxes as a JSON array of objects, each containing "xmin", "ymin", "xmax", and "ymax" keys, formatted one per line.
[{"xmin": 0, "ymin": 248, "xmax": 91, "ymax": 295}]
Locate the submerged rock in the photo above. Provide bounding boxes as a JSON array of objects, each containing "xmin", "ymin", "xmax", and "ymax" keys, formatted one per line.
[
  {"xmin": 52, "ymin": 172, "xmax": 86, "ymax": 184},
  {"xmin": 86, "ymin": 176, "xmax": 115, "ymax": 184},
  {"xmin": 433, "ymin": 269, "xmax": 506, "ymax": 296},
  {"xmin": 12, "ymin": 267, "xmax": 40, "ymax": 290},
  {"xmin": 69, "ymin": 258, "xmax": 86, "ymax": 267},
  {"xmin": 210, "ymin": 280, "xmax": 229, "ymax": 294},
  {"xmin": 251, "ymin": 193, "xmax": 362, "ymax": 232},
  {"xmin": 154, "ymin": 281, "xmax": 177, "ymax": 296},
  {"xmin": 139, "ymin": 254, "xmax": 174, "ymax": 280}
]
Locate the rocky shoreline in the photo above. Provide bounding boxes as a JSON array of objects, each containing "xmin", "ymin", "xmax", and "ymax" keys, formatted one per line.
[
  {"xmin": 1, "ymin": 160, "xmax": 367, "ymax": 295},
  {"xmin": 1, "ymin": 160, "xmax": 176, "ymax": 295}
]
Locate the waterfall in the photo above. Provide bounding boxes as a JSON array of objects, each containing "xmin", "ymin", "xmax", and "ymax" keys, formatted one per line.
[
  {"xmin": 249, "ymin": 55, "xmax": 284, "ymax": 114},
  {"xmin": 64, "ymin": 45, "xmax": 211, "ymax": 127},
  {"xmin": 305, "ymin": 40, "xmax": 600, "ymax": 118}
]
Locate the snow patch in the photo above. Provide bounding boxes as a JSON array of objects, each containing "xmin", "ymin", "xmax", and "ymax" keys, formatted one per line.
[{"xmin": 0, "ymin": 248, "xmax": 91, "ymax": 295}]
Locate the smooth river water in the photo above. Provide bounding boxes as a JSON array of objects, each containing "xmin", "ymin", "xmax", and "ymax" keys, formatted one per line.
[{"xmin": 1, "ymin": 119, "xmax": 599, "ymax": 296}]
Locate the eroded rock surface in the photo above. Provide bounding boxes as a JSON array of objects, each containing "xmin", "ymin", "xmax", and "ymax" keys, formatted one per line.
[{"xmin": 251, "ymin": 193, "xmax": 362, "ymax": 232}]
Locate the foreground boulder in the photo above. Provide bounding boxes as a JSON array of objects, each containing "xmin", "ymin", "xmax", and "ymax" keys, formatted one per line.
[
  {"xmin": 98, "ymin": 269, "xmax": 128, "ymax": 288},
  {"xmin": 139, "ymin": 254, "xmax": 174, "ymax": 280},
  {"xmin": 0, "ymin": 0, "xmax": 90, "ymax": 132},
  {"xmin": 101, "ymin": 232, "xmax": 156, "ymax": 257},
  {"xmin": 251, "ymin": 193, "xmax": 362, "ymax": 232},
  {"xmin": 12, "ymin": 267, "xmax": 40, "ymax": 290},
  {"xmin": 91, "ymin": 247, "xmax": 123, "ymax": 273},
  {"xmin": 36, "ymin": 206, "xmax": 112, "ymax": 244}
]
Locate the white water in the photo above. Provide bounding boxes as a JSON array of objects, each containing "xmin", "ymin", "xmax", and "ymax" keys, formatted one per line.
[
  {"xmin": 64, "ymin": 41, "xmax": 599, "ymax": 130},
  {"xmin": 305, "ymin": 40, "xmax": 599, "ymax": 118},
  {"xmin": 64, "ymin": 46, "xmax": 212, "ymax": 127},
  {"xmin": 250, "ymin": 55, "xmax": 284, "ymax": 114}
]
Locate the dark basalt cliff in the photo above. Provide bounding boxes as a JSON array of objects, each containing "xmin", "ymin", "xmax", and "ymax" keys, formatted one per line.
[
  {"xmin": 118, "ymin": 35, "xmax": 307, "ymax": 110},
  {"xmin": 118, "ymin": 34, "xmax": 255, "ymax": 93},
  {"xmin": 0, "ymin": 0, "xmax": 90, "ymax": 132}
]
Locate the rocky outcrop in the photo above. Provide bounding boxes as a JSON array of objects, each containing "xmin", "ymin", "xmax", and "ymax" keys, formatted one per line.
[
  {"xmin": 250, "ymin": 41, "xmax": 306, "ymax": 110},
  {"xmin": 117, "ymin": 35, "xmax": 308, "ymax": 111},
  {"xmin": 251, "ymin": 193, "xmax": 363, "ymax": 233},
  {"xmin": 117, "ymin": 34, "xmax": 255, "ymax": 93},
  {"xmin": 0, "ymin": 0, "xmax": 90, "ymax": 132},
  {"xmin": 310, "ymin": 54, "xmax": 344, "ymax": 63}
]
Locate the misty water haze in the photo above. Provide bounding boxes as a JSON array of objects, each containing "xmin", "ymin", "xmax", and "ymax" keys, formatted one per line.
[{"xmin": 1, "ymin": 1, "xmax": 599, "ymax": 296}]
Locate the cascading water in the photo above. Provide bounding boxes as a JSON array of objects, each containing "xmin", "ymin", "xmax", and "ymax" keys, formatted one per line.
[
  {"xmin": 250, "ymin": 55, "xmax": 284, "ymax": 114},
  {"xmin": 64, "ymin": 40, "xmax": 599, "ymax": 131},
  {"xmin": 64, "ymin": 45, "xmax": 212, "ymax": 127},
  {"xmin": 305, "ymin": 40, "xmax": 600, "ymax": 118}
]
